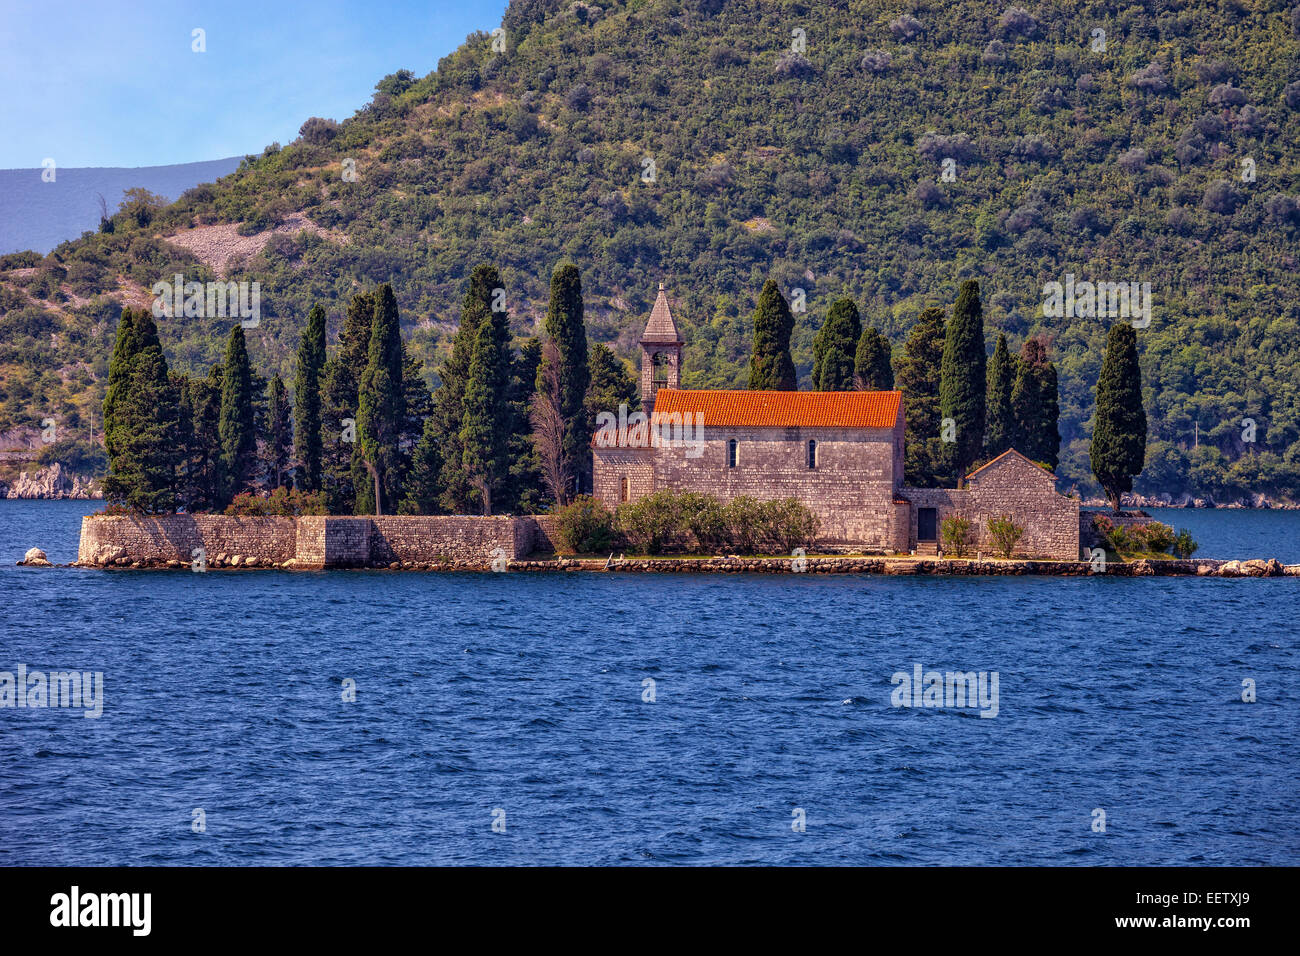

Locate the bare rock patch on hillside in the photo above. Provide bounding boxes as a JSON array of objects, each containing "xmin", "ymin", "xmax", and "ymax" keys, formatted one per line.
[{"xmin": 161, "ymin": 214, "xmax": 346, "ymax": 275}]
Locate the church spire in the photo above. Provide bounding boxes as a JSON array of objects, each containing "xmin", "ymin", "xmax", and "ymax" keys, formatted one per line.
[
  {"xmin": 640, "ymin": 283, "xmax": 683, "ymax": 416},
  {"xmin": 640, "ymin": 281, "xmax": 683, "ymax": 346}
]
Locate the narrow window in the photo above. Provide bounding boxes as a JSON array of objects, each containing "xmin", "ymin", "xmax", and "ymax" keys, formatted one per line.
[
  {"xmin": 620, "ymin": 475, "xmax": 630, "ymax": 503},
  {"xmin": 652, "ymin": 351, "xmax": 670, "ymax": 389},
  {"xmin": 727, "ymin": 438, "xmax": 738, "ymax": 468},
  {"xmin": 807, "ymin": 439, "xmax": 817, "ymax": 469}
]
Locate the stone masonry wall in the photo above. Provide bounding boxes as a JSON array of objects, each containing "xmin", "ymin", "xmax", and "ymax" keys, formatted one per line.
[
  {"xmin": 81, "ymin": 515, "xmax": 552, "ymax": 568},
  {"xmin": 646, "ymin": 426, "xmax": 903, "ymax": 549},
  {"xmin": 966, "ymin": 462, "xmax": 1079, "ymax": 560},
  {"xmin": 79, "ymin": 515, "xmax": 298, "ymax": 565},
  {"xmin": 901, "ymin": 459, "xmax": 1080, "ymax": 560},
  {"xmin": 592, "ymin": 447, "xmax": 655, "ymax": 505}
]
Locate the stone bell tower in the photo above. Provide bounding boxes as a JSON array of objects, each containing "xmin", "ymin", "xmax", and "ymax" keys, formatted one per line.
[{"xmin": 640, "ymin": 282, "xmax": 683, "ymax": 416}]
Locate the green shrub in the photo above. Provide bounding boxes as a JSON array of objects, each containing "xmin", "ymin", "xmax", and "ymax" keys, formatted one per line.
[
  {"xmin": 940, "ymin": 513, "xmax": 974, "ymax": 557},
  {"xmin": 678, "ymin": 491, "xmax": 730, "ymax": 552},
  {"xmin": 555, "ymin": 495, "xmax": 616, "ymax": 554},
  {"xmin": 724, "ymin": 495, "xmax": 766, "ymax": 553},
  {"xmin": 1172, "ymin": 529, "xmax": 1199, "ymax": 559},
  {"xmin": 986, "ymin": 514, "xmax": 1025, "ymax": 558},
  {"xmin": 1133, "ymin": 521, "xmax": 1175, "ymax": 553},
  {"xmin": 224, "ymin": 488, "xmax": 327, "ymax": 516},
  {"xmin": 35, "ymin": 436, "xmax": 107, "ymax": 475},
  {"xmin": 617, "ymin": 491, "xmax": 686, "ymax": 555},
  {"xmin": 762, "ymin": 497, "xmax": 821, "ymax": 553}
]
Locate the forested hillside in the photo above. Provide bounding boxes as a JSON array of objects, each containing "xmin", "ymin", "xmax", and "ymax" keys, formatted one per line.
[{"xmin": 2, "ymin": 0, "xmax": 1299, "ymax": 500}]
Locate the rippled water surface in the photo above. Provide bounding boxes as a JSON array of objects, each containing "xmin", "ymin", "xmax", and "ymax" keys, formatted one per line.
[{"xmin": 1, "ymin": 501, "xmax": 1296, "ymax": 865}]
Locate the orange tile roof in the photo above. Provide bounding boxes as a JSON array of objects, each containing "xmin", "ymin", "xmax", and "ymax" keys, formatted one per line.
[{"xmin": 650, "ymin": 389, "xmax": 902, "ymax": 429}]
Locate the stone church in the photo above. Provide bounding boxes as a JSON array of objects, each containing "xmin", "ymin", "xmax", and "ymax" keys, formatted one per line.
[{"xmin": 592, "ymin": 285, "xmax": 1080, "ymax": 559}]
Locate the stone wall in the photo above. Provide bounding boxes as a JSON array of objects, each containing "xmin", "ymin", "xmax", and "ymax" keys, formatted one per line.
[
  {"xmin": 965, "ymin": 456, "xmax": 1079, "ymax": 559},
  {"xmin": 79, "ymin": 515, "xmax": 298, "ymax": 566},
  {"xmin": 900, "ymin": 455, "xmax": 1080, "ymax": 560},
  {"xmin": 599, "ymin": 425, "xmax": 904, "ymax": 549},
  {"xmin": 80, "ymin": 514, "xmax": 555, "ymax": 568},
  {"xmin": 591, "ymin": 447, "xmax": 655, "ymax": 505},
  {"xmin": 528, "ymin": 514, "xmax": 561, "ymax": 554}
]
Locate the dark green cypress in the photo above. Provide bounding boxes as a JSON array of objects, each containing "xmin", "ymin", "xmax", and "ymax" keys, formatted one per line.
[
  {"xmin": 459, "ymin": 315, "xmax": 509, "ymax": 514},
  {"xmin": 357, "ymin": 283, "xmax": 406, "ymax": 514},
  {"xmin": 985, "ymin": 332, "xmax": 1016, "ymax": 459},
  {"xmin": 540, "ymin": 263, "xmax": 590, "ymax": 500},
  {"xmin": 854, "ymin": 325, "xmax": 894, "ymax": 390},
  {"xmin": 1090, "ymin": 323, "xmax": 1147, "ymax": 510},
  {"xmin": 103, "ymin": 308, "xmax": 177, "ymax": 513},
  {"xmin": 435, "ymin": 264, "xmax": 499, "ymax": 513},
  {"xmin": 187, "ymin": 364, "xmax": 224, "ymax": 511},
  {"xmin": 322, "ymin": 290, "xmax": 375, "ymax": 513},
  {"xmin": 748, "ymin": 279, "xmax": 797, "ymax": 390},
  {"xmin": 586, "ymin": 343, "xmax": 639, "ymax": 426},
  {"xmin": 1011, "ymin": 336, "xmax": 1060, "ymax": 469},
  {"xmin": 503, "ymin": 336, "xmax": 544, "ymax": 514},
  {"xmin": 400, "ymin": 417, "xmax": 443, "ymax": 515},
  {"xmin": 894, "ymin": 307, "xmax": 946, "ymax": 486},
  {"xmin": 264, "ymin": 375, "xmax": 292, "ymax": 489},
  {"xmin": 293, "ymin": 303, "xmax": 326, "ymax": 491},
  {"xmin": 103, "ymin": 308, "xmax": 139, "ymax": 469},
  {"xmin": 939, "ymin": 280, "xmax": 987, "ymax": 485},
  {"xmin": 812, "ymin": 298, "xmax": 861, "ymax": 391},
  {"xmin": 217, "ymin": 324, "xmax": 256, "ymax": 505}
]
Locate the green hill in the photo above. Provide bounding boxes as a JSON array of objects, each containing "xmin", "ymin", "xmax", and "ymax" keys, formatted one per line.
[{"xmin": 2, "ymin": 0, "xmax": 1299, "ymax": 501}]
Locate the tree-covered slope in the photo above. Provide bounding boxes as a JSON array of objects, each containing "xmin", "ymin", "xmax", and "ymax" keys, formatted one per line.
[{"xmin": 2, "ymin": 0, "xmax": 1299, "ymax": 499}]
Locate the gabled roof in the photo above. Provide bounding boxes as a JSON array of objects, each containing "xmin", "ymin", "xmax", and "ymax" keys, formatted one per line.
[
  {"xmin": 965, "ymin": 448, "xmax": 1056, "ymax": 480},
  {"xmin": 640, "ymin": 282, "xmax": 683, "ymax": 344},
  {"xmin": 651, "ymin": 389, "xmax": 902, "ymax": 429}
]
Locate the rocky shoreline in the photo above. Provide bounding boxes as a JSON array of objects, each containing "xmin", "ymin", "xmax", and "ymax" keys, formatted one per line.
[
  {"xmin": 28, "ymin": 551, "xmax": 1300, "ymax": 577},
  {"xmin": 0, "ymin": 463, "xmax": 102, "ymax": 499}
]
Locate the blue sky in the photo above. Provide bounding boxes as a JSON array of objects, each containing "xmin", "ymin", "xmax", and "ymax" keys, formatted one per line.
[{"xmin": 0, "ymin": 0, "xmax": 510, "ymax": 169}]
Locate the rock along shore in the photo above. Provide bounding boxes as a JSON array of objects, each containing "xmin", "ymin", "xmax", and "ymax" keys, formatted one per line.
[{"xmin": 49, "ymin": 553, "xmax": 1300, "ymax": 577}]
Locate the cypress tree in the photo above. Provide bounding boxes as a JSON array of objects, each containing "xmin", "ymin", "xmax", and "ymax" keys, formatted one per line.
[
  {"xmin": 586, "ymin": 343, "xmax": 639, "ymax": 426},
  {"xmin": 812, "ymin": 298, "xmax": 861, "ymax": 390},
  {"xmin": 1091, "ymin": 323, "xmax": 1147, "ymax": 510},
  {"xmin": 103, "ymin": 308, "xmax": 177, "ymax": 513},
  {"xmin": 459, "ymin": 316, "xmax": 509, "ymax": 515},
  {"xmin": 218, "ymin": 324, "xmax": 256, "ymax": 505},
  {"xmin": 539, "ymin": 263, "xmax": 590, "ymax": 501},
  {"xmin": 854, "ymin": 326, "xmax": 894, "ymax": 390},
  {"xmin": 503, "ymin": 336, "xmax": 544, "ymax": 514},
  {"xmin": 1011, "ymin": 336, "xmax": 1060, "ymax": 469},
  {"xmin": 939, "ymin": 280, "xmax": 987, "ymax": 486},
  {"xmin": 103, "ymin": 308, "xmax": 139, "ymax": 469},
  {"xmin": 357, "ymin": 283, "xmax": 406, "ymax": 514},
  {"xmin": 985, "ymin": 332, "xmax": 1016, "ymax": 458},
  {"xmin": 185, "ymin": 364, "xmax": 223, "ymax": 511},
  {"xmin": 894, "ymin": 307, "xmax": 946, "ymax": 486},
  {"xmin": 264, "ymin": 375, "xmax": 292, "ymax": 489},
  {"xmin": 435, "ymin": 264, "xmax": 499, "ymax": 513},
  {"xmin": 400, "ymin": 353, "xmax": 433, "ymax": 492},
  {"xmin": 322, "ymin": 290, "xmax": 375, "ymax": 513},
  {"xmin": 293, "ymin": 303, "xmax": 326, "ymax": 491},
  {"xmin": 174, "ymin": 372, "xmax": 196, "ymax": 510},
  {"xmin": 400, "ymin": 417, "xmax": 443, "ymax": 515},
  {"xmin": 748, "ymin": 279, "xmax": 797, "ymax": 390}
]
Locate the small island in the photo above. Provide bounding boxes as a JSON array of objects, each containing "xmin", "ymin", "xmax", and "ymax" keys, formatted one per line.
[{"xmin": 57, "ymin": 265, "xmax": 1292, "ymax": 577}]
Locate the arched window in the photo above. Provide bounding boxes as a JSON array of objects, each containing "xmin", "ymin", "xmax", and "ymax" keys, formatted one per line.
[
  {"xmin": 727, "ymin": 438, "xmax": 738, "ymax": 468},
  {"xmin": 652, "ymin": 351, "xmax": 671, "ymax": 389},
  {"xmin": 807, "ymin": 439, "xmax": 818, "ymax": 469},
  {"xmin": 620, "ymin": 475, "xmax": 630, "ymax": 503}
]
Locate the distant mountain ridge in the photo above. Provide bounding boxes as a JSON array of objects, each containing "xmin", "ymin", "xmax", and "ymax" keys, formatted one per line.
[{"xmin": 0, "ymin": 158, "xmax": 243, "ymax": 254}]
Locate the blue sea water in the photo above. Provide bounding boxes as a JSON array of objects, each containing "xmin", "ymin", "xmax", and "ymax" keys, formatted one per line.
[{"xmin": 0, "ymin": 500, "xmax": 1296, "ymax": 866}]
